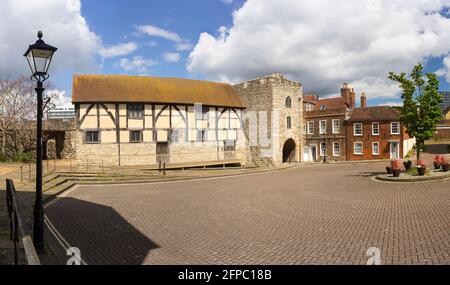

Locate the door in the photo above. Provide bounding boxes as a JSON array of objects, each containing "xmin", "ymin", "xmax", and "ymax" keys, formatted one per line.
[
  {"xmin": 311, "ymin": 146, "xmax": 317, "ymax": 161},
  {"xmin": 303, "ymin": 146, "xmax": 311, "ymax": 162},
  {"xmin": 156, "ymin": 143, "xmax": 169, "ymax": 164},
  {"xmin": 390, "ymin": 142, "xmax": 399, "ymax": 159},
  {"xmin": 224, "ymin": 140, "xmax": 236, "ymax": 159}
]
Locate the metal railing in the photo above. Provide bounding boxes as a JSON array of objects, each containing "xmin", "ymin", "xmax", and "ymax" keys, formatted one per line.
[{"xmin": 5, "ymin": 179, "xmax": 40, "ymax": 265}]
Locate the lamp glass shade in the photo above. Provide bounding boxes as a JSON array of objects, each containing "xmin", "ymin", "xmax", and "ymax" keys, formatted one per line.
[{"xmin": 24, "ymin": 32, "xmax": 57, "ymax": 78}]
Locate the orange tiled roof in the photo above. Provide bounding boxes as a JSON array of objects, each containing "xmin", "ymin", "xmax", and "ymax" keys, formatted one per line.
[{"xmin": 72, "ymin": 75, "xmax": 245, "ymax": 108}]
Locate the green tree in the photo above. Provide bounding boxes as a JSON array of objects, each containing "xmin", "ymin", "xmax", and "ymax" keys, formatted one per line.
[{"xmin": 388, "ymin": 63, "xmax": 442, "ymax": 162}]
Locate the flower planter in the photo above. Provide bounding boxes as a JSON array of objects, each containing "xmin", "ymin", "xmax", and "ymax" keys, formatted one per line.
[
  {"xmin": 417, "ymin": 166, "xmax": 426, "ymax": 176},
  {"xmin": 386, "ymin": 166, "xmax": 392, "ymax": 175},
  {"xmin": 403, "ymin": 161, "xmax": 412, "ymax": 171},
  {"xmin": 442, "ymin": 163, "xmax": 449, "ymax": 172},
  {"xmin": 433, "ymin": 162, "xmax": 441, "ymax": 170},
  {"xmin": 392, "ymin": 169, "xmax": 401, "ymax": 177}
]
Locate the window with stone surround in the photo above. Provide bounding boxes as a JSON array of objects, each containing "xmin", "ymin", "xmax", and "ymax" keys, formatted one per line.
[
  {"xmin": 285, "ymin": 97, "xmax": 292, "ymax": 108},
  {"xmin": 287, "ymin": 116, "xmax": 292, "ymax": 129}
]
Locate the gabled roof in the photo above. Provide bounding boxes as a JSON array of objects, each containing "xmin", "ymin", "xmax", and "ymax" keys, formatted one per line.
[
  {"xmin": 347, "ymin": 106, "xmax": 400, "ymax": 122},
  {"xmin": 72, "ymin": 75, "xmax": 245, "ymax": 108}
]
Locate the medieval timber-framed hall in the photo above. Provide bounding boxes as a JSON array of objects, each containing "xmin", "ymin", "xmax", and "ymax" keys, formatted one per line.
[{"xmin": 72, "ymin": 75, "xmax": 247, "ymax": 167}]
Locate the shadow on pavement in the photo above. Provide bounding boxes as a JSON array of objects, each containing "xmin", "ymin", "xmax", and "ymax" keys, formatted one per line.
[
  {"xmin": 346, "ymin": 171, "xmax": 386, "ymax": 178},
  {"xmin": 425, "ymin": 143, "xmax": 450, "ymax": 155},
  {"xmin": 45, "ymin": 197, "xmax": 159, "ymax": 265}
]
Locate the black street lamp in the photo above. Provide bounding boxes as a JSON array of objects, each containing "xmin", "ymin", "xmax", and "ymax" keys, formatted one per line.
[{"xmin": 24, "ymin": 31, "xmax": 57, "ymax": 253}]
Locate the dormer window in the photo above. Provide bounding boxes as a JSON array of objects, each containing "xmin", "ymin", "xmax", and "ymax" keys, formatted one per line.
[{"xmin": 320, "ymin": 105, "xmax": 326, "ymax": 110}]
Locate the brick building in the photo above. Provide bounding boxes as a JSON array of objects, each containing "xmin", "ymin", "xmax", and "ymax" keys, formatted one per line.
[
  {"xmin": 303, "ymin": 84, "xmax": 356, "ymax": 162},
  {"xmin": 303, "ymin": 83, "xmax": 415, "ymax": 162},
  {"xmin": 345, "ymin": 106, "xmax": 415, "ymax": 160},
  {"xmin": 434, "ymin": 107, "xmax": 450, "ymax": 140}
]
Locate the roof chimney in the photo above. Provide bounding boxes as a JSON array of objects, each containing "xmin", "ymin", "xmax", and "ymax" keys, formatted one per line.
[
  {"xmin": 341, "ymin": 83, "xmax": 356, "ymax": 108},
  {"xmin": 361, "ymin": 93, "xmax": 367, "ymax": 108}
]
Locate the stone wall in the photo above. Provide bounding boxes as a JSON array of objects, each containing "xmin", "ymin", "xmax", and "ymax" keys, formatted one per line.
[{"xmin": 75, "ymin": 130, "xmax": 246, "ymax": 167}]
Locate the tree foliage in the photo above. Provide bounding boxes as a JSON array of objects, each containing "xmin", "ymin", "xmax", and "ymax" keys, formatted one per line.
[{"xmin": 388, "ymin": 63, "xmax": 442, "ymax": 161}]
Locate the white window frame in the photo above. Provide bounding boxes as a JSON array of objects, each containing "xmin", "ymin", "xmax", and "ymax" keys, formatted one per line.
[
  {"xmin": 353, "ymin": 123, "xmax": 363, "ymax": 136},
  {"xmin": 372, "ymin": 122, "xmax": 380, "ymax": 136},
  {"xmin": 333, "ymin": 142, "xmax": 340, "ymax": 157},
  {"xmin": 319, "ymin": 120, "xmax": 327, "ymax": 134},
  {"xmin": 320, "ymin": 142, "xmax": 327, "ymax": 157},
  {"xmin": 332, "ymin": 119, "xmax": 340, "ymax": 134},
  {"xmin": 308, "ymin": 121, "xmax": 314, "ymax": 134},
  {"xmin": 391, "ymin": 122, "xmax": 400, "ymax": 135},
  {"xmin": 372, "ymin": 142, "xmax": 380, "ymax": 155},
  {"xmin": 354, "ymin": 142, "xmax": 363, "ymax": 155}
]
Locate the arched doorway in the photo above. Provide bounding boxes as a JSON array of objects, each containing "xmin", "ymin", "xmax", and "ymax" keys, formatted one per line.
[{"xmin": 282, "ymin": 139, "xmax": 296, "ymax": 163}]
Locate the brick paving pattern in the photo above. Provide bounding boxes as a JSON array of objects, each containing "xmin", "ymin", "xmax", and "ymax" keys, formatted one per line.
[{"xmin": 45, "ymin": 161, "xmax": 450, "ymax": 265}]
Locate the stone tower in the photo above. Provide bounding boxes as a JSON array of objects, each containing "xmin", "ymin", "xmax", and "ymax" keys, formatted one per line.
[{"xmin": 234, "ymin": 73, "xmax": 304, "ymax": 166}]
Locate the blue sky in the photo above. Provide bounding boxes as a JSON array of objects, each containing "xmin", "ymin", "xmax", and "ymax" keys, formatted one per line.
[
  {"xmin": 1, "ymin": 0, "xmax": 450, "ymax": 107},
  {"xmin": 52, "ymin": 0, "xmax": 246, "ymax": 98}
]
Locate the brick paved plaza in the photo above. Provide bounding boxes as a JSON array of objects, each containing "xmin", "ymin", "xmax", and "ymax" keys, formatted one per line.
[{"xmin": 45, "ymin": 161, "xmax": 450, "ymax": 265}]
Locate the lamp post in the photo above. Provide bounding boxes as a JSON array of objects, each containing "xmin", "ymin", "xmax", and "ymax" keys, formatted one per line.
[{"xmin": 24, "ymin": 31, "xmax": 57, "ymax": 253}]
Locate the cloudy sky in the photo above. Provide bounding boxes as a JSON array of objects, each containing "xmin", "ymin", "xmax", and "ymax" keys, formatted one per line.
[{"xmin": 1, "ymin": 0, "xmax": 450, "ymax": 107}]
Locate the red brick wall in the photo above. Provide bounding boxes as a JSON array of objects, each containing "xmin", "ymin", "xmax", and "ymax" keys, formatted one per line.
[
  {"xmin": 433, "ymin": 129, "xmax": 450, "ymax": 140},
  {"xmin": 345, "ymin": 120, "xmax": 403, "ymax": 161}
]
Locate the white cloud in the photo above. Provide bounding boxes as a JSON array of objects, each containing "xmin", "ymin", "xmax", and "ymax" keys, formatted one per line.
[
  {"xmin": 136, "ymin": 25, "xmax": 193, "ymax": 51},
  {"xmin": 188, "ymin": 0, "xmax": 450, "ymax": 99},
  {"xmin": 378, "ymin": 101, "xmax": 404, "ymax": 107},
  {"xmin": 0, "ymin": 0, "xmax": 102, "ymax": 78},
  {"xmin": 46, "ymin": 89, "xmax": 73, "ymax": 107},
  {"xmin": 437, "ymin": 55, "xmax": 450, "ymax": 83},
  {"xmin": 116, "ymin": 56, "xmax": 157, "ymax": 74},
  {"xmin": 163, "ymin": 52, "xmax": 181, "ymax": 63},
  {"xmin": 99, "ymin": 42, "xmax": 138, "ymax": 58}
]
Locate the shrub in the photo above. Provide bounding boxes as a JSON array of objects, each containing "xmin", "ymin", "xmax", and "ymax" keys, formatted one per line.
[
  {"xmin": 12, "ymin": 152, "xmax": 34, "ymax": 163},
  {"xmin": 0, "ymin": 151, "xmax": 7, "ymax": 162},
  {"xmin": 406, "ymin": 167, "xmax": 419, "ymax": 176}
]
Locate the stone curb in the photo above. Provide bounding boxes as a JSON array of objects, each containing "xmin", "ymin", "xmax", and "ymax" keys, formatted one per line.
[{"xmin": 374, "ymin": 172, "xmax": 450, "ymax": 183}]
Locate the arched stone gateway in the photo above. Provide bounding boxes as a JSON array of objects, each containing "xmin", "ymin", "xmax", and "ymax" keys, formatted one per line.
[{"xmin": 282, "ymin": 139, "xmax": 296, "ymax": 163}]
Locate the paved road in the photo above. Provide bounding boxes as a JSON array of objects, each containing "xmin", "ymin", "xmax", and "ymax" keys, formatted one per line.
[{"xmin": 45, "ymin": 162, "xmax": 450, "ymax": 265}]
